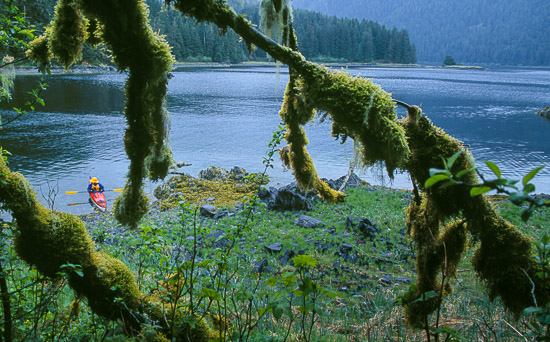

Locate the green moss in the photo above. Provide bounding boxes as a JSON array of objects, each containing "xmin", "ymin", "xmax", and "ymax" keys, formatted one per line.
[
  {"xmin": 26, "ymin": 33, "xmax": 52, "ymax": 68},
  {"xmin": 299, "ymin": 67, "xmax": 410, "ymax": 176},
  {"xmin": 143, "ymin": 297, "xmax": 216, "ymax": 341},
  {"xmin": 154, "ymin": 174, "xmax": 264, "ymax": 210},
  {"xmin": 49, "ymin": 0, "xmax": 87, "ymax": 69},
  {"xmin": 113, "ymin": 185, "xmax": 150, "ymax": 227},
  {"xmin": 402, "ymin": 110, "xmax": 550, "ymax": 321},
  {"xmin": 74, "ymin": 0, "xmax": 174, "ymax": 227}
]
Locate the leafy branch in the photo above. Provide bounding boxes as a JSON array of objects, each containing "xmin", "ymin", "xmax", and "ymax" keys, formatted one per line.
[{"xmin": 425, "ymin": 151, "xmax": 549, "ymax": 221}]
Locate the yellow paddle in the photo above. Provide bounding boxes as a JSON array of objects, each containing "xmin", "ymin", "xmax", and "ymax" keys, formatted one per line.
[{"xmin": 65, "ymin": 189, "xmax": 123, "ymax": 195}]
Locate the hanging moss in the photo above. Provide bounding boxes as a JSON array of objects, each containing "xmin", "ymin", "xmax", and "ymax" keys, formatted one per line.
[
  {"xmin": 113, "ymin": 182, "xmax": 150, "ymax": 228},
  {"xmin": 299, "ymin": 69, "xmax": 410, "ymax": 176},
  {"xmin": 273, "ymin": 23, "xmax": 345, "ymax": 203},
  {"xmin": 85, "ymin": 18, "xmax": 103, "ymax": 46},
  {"xmin": 73, "ymin": 0, "xmax": 174, "ymax": 227},
  {"xmin": 49, "ymin": 0, "xmax": 87, "ymax": 69},
  {"xmin": 401, "ymin": 110, "xmax": 550, "ymax": 323},
  {"xmin": 26, "ymin": 33, "xmax": 52, "ymax": 69}
]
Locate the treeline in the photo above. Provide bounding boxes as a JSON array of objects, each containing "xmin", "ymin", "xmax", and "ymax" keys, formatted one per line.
[
  {"xmin": 18, "ymin": 0, "xmax": 416, "ymax": 65},
  {"xmin": 146, "ymin": 0, "xmax": 416, "ymax": 64},
  {"xmin": 292, "ymin": 0, "xmax": 550, "ymax": 66}
]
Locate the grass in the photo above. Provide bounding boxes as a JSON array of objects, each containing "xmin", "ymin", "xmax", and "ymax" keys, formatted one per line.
[{"xmin": 1, "ymin": 185, "xmax": 549, "ymax": 341}]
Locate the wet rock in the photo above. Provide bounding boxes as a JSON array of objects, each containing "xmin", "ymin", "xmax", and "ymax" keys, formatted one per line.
[
  {"xmin": 379, "ymin": 274, "xmax": 392, "ymax": 286},
  {"xmin": 200, "ymin": 204, "xmax": 217, "ymax": 217},
  {"xmin": 253, "ymin": 257, "xmax": 268, "ymax": 273},
  {"xmin": 229, "ymin": 166, "xmax": 248, "ymax": 181},
  {"xmin": 213, "ymin": 209, "xmax": 230, "ymax": 220},
  {"xmin": 347, "ymin": 217, "xmax": 381, "ymax": 241},
  {"xmin": 395, "ymin": 277, "xmax": 412, "ymax": 284},
  {"xmin": 258, "ymin": 186, "xmax": 315, "ymax": 211},
  {"xmin": 276, "ymin": 188, "xmax": 314, "ymax": 211},
  {"xmin": 264, "ymin": 242, "xmax": 283, "ymax": 253},
  {"xmin": 279, "ymin": 248, "xmax": 296, "ymax": 266},
  {"xmin": 198, "ymin": 166, "xmax": 230, "ymax": 181},
  {"xmin": 294, "ymin": 215, "xmax": 325, "ymax": 228},
  {"xmin": 537, "ymin": 106, "xmax": 550, "ymax": 120},
  {"xmin": 322, "ymin": 173, "xmax": 366, "ymax": 191},
  {"xmin": 208, "ymin": 230, "xmax": 224, "ymax": 241},
  {"xmin": 341, "ymin": 243, "xmax": 354, "ymax": 253}
]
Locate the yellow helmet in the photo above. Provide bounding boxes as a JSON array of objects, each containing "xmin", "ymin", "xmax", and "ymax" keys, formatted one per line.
[{"xmin": 91, "ymin": 177, "xmax": 98, "ymax": 183}]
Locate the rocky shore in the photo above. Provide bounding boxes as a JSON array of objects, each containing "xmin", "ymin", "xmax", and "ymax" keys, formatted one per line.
[
  {"xmin": 79, "ymin": 165, "xmax": 377, "ymax": 228},
  {"xmin": 537, "ymin": 106, "xmax": 550, "ymax": 120}
]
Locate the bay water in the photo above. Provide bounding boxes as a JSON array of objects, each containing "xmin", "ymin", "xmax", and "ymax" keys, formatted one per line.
[{"xmin": 1, "ymin": 65, "xmax": 549, "ymax": 215}]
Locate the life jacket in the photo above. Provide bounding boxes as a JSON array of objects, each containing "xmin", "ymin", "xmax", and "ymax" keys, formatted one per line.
[{"xmin": 90, "ymin": 183, "xmax": 100, "ymax": 191}]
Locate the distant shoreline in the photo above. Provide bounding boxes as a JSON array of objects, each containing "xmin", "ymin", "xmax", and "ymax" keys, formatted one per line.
[{"xmin": 14, "ymin": 61, "xmax": 487, "ymax": 75}]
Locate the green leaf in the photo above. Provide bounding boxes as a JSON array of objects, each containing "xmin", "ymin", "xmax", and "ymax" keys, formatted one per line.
[
  {"xmin": 411, "ymin": 290, "xmax": 439, "ymax": 304},
  {"xmin": 425, "ymin": 174, "xmax": 450, "ymax": 188},
  {"xmin": 523, "ymin": 166, "xmax": 545, "ymax": 186},
  {"xmin": 439, "ymin": 179, "xmax": 459, "ymax": 189},
  {"xmin": 509, "ymin": 192, "xmax": 527, "ymax": 205},
  {"xmin": 429, "ymin": 168, "xmax": 450, "ymax": 177},
  {"xmin": 292, "ymin": 254, "xmax": 318, "ymax": 268},
  {"xmin": 524, "ymin": 307, "xmax": 544, "ymax": 315},
  {"xmin": 523, "ymin": 183, "xmax": 536, "ymax": 194},
  {"xmin": 470, "ymin": 186, "xmax": 492, "ymax": 197},
  {"xmin": 201, "ymin": 287, "xmax": 221, "ymax": 301},
  {"xmin": 447, "ymin": 151, "xmax": 462, "ymax": 169},
  {"xmin": 456, "ymin": 167, "xmax": 476, "ymax": 178},
  {"xmin": 268, "ymin": 299, "xmax": 293, "ymax": 321},
  {"xmin": 485, "ymin": 161, "xmax": 501, "ymax": 178}
]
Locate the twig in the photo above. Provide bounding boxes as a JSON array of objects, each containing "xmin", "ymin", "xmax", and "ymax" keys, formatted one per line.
[
  {"xmin": 521, "ymin": 268, "xmax": 537, "ymax": 307},
  {"xmin": 338, "ymin": 161, "xmax": 356, "ymax": 192},
  {"xmin": 503, "ymin": 319, "xmax": 528, "ymax": 341},
  {"xmin": 0, "ymin": 57, "xmax": 28, "ymax": 69}
]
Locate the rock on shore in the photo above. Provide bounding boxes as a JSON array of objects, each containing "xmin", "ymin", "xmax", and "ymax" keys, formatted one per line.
[{"xmin": 537, "ymin": 106, "xmax": 550, "ymax": 120}]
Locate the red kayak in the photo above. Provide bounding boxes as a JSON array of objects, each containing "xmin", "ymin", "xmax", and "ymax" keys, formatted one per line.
[{"xmin": 88, "ymin": 180, "xmax": 107, "ymax": 212}]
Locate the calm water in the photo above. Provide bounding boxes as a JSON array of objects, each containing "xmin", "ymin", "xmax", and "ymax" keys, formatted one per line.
[{"xmin": 1, "ymin": 65, "xmax": 550, "ymax": 215}]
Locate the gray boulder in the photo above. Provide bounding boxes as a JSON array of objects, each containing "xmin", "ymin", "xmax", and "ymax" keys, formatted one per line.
[
  {"xmin": 200, "ymin": 204, "xmax": 217, "ymax": 217},
  {"xmin": 294, "ymin": 215, "xmax": 325, "ymax": 228},
  {"xmin": 229, "ymin": 166, "xmax": 248, "ymax": 181},
  {"xmin": 198, "ymin": 166, "xmax": 230, "ymax": 181}
]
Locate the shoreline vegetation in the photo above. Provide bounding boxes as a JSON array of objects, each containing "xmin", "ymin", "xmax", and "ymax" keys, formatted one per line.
[
  {"xmin": 70, "ymin": 167, "xmax": 550, "ymax": 341},
  {"xmin": 14, "ymin": 61, "xmax": 486, "ymax": 75}
]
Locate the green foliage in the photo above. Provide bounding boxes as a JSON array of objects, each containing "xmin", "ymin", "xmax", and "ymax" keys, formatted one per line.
[
  {"xmin": 292, "ymin": 0, "xmax": 550, "ymax": 66},
  {"xmin": 442, "ymin": 55, "xmax": 458, "ymax": 66},
  {"xmin": 0, "ymin": 1, "xmax": 36, "ymax": 58},
  {"xmin": 426, "ymin": 156, "xmax": 549, "ymax": 222},
  {"xmin": 49, "ymin": 0, "xmax": 87, "ymax": 69},
  {"xmin": 146, "ymin": 0, "xmax": 416, "ymax": 64}
]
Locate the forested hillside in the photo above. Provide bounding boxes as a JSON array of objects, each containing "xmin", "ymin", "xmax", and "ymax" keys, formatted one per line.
[
  {"xmin": 21, "ymin": 0, "xmax": 416, "ymax": 64},
  {"xmin": 292, "ymin": 0, "xmax": 550, "ymax": 66}
]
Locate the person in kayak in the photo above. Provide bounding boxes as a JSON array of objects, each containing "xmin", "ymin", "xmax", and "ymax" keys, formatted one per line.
[{"xmin": 88, "ymin": 177, "xmax": 105, "ymax": 192}]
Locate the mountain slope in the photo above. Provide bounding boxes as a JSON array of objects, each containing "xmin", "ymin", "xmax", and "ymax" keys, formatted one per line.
[{"xmin": 292, "ymin": 0, "xmax": 550, "ymax": 66}]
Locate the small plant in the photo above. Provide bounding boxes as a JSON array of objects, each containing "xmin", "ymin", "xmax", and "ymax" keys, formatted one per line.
[{"xmin": 523, "ymin": 234, "xmax": 550, "ymax": 340}]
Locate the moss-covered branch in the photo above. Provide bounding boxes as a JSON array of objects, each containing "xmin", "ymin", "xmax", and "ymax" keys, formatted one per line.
[
  {"xmin": 0, "ymin": 157, "xmax": 215, "ymax": 340},
  {"xmin": 401, "ymin": 112, "xmax": 550, "ymax": 324},
  {"xmin": 168, "ymin": 0, "xmax": 550, "ymax": 323},
  {"xmin": 27, "ymin": 0, "xmax": 175, "ymax": 227}
]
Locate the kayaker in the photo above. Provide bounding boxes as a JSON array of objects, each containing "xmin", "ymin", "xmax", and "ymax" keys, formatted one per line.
[{"xmin": 88, "ymin": 177, "xmax": 105, "ymax": 192}]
